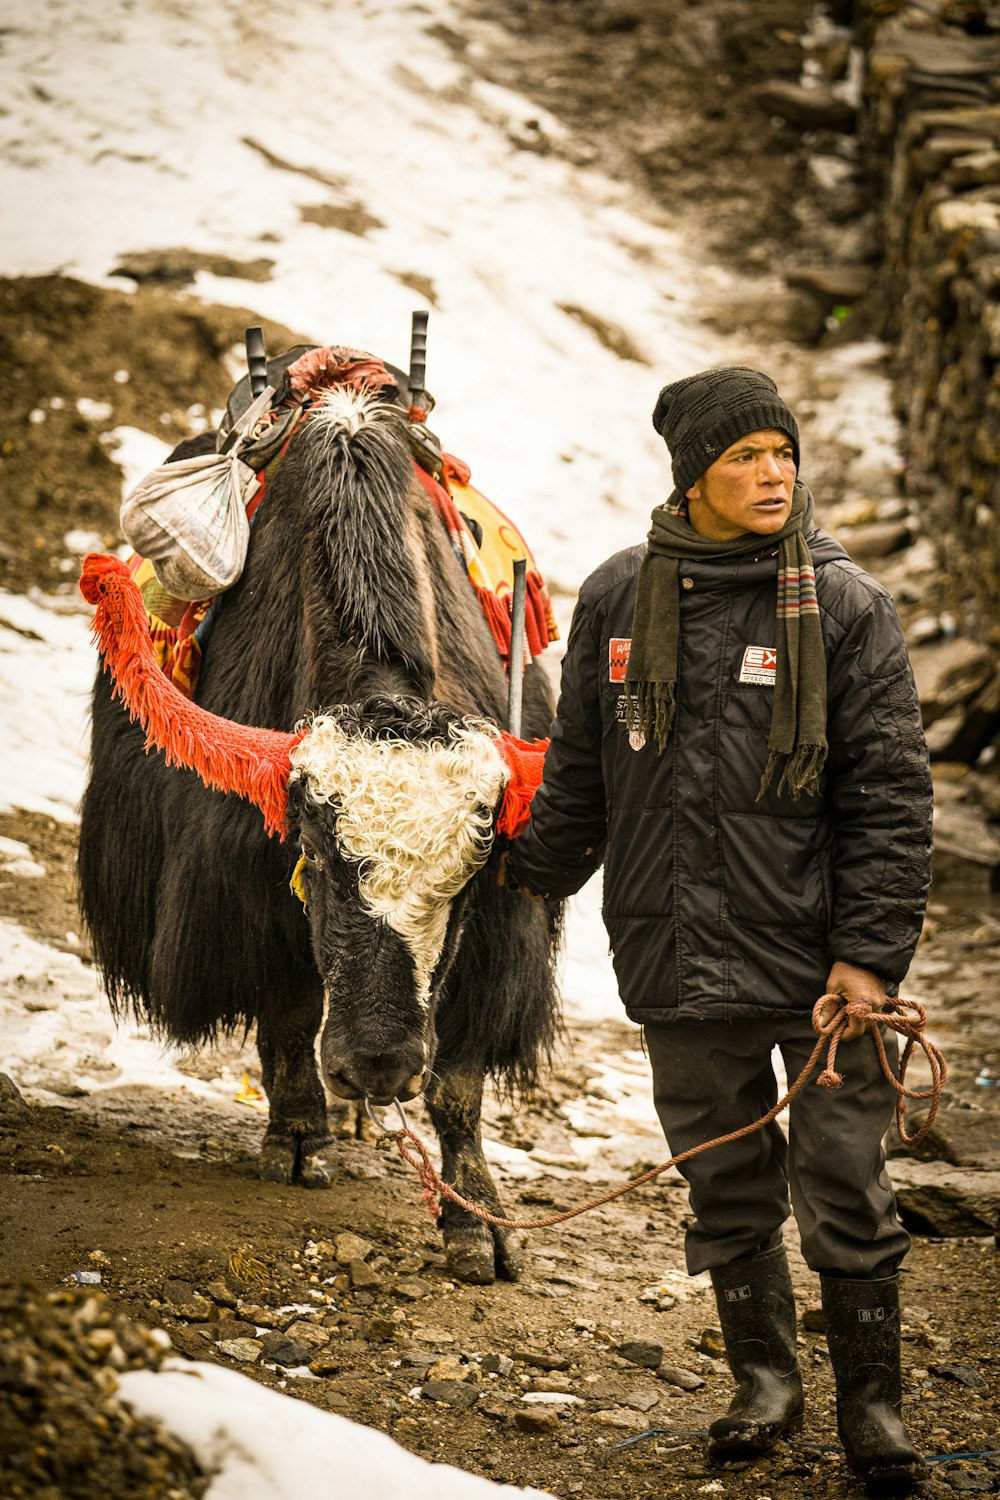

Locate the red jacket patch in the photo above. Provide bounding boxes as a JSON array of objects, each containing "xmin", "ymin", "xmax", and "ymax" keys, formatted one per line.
[{"xmin": 609, "ymin": 638, "xmax": 631, "ymax": 682}]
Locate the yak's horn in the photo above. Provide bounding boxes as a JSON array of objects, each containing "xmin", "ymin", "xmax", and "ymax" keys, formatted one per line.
[{"xmin": 79, "ymin": 554, "xmax": 304, "ymax": 838}]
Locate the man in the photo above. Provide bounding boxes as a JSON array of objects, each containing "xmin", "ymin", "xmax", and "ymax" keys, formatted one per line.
[{"xmin": 505, "ymin": 367, "xmax": 933, "ymax": 1493}]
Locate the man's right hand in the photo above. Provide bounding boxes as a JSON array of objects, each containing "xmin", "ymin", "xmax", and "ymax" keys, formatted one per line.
[{"xmin": 495, "ymin": 848, "xmax": 546, "ymax": 900}]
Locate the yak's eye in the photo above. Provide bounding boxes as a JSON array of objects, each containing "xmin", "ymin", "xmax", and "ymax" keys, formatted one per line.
[{"xmin": 300, "ymin": 838, "xmax": 324, "ymax": 869}]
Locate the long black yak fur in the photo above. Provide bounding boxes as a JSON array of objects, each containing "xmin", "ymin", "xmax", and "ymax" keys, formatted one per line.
[{"xmin": 78, "ymin": 382, "xmax": 562, "ymax": 1279}]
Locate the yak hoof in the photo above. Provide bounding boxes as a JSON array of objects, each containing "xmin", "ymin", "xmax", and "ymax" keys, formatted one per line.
[
  {"xmin": 444, "ymin": 1224, "xmax": 524, "ymax": 1285},
  {"xmin": 258, "ymin": 1135, "xmax": 332, "ymax": 1188},
  {"xmin": 298, "ymin": 1150, "xmax": 333, "ymax": 1188},
  {"xmin": 259, "ymin": 1140, "xmax": 297, "ymax": 1185},
  {"xmin": 492, "ymin": 1224, "xmax": 525, "ymax": 1283}
]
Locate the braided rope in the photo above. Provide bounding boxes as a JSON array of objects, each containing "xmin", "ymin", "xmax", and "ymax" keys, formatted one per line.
[{"xmin": 386, "ymin": 993, "xmax": 946, "ymax": 1231}]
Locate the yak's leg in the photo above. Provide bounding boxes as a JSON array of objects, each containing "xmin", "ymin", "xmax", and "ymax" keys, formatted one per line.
[
  {"xmin": 257, "ymin": 985, "xmax": 332, "ymax": 1188},
  {"xmin": 424, "ymin": 1065, "xmax": 524, "ymax": 1285}
]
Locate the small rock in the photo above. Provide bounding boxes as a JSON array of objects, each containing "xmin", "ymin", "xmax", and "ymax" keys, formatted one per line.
[
  {"xmin": 283, "ymin": 1320, "xmax": 330, "ymax": 1350},
  {"xmin": 395, "ymin": 1252, "xmax": 426, "ymax": 1275},
  {"xmin": 658, "ymin": 1365, "xmax": 705, "ymax": 1391},
  {"xmin": 0, "ymin": 1073, "xmax": 29, "ymax": 1115},
  {"xmin": 912, "ymin": 639, "xmax": 996, "ymax": 725},
  {"xmin": 410, "ymin": 1327, "xmax": 455, "ymax": 1345},
  {"xmin": 901, "ymin": 1106, "xmax": 1000, "ymax": 1172},
  {"xmin": 481, "ymin": 1352, "xmax": 515, "ymax": 1377},
  {"xmin": 614, "ymin": 1340, "xmax": 663, "ymax": 1370},
  {"xmin": 309, "ymin": 1353, "xmax": 343, "ymax": 1376},
  {"xmin": 362, "ymin": 1315, "xmax": 396, "ymax": 1343},
  {"xmin": 788, "ymin": 261, "xmax": 872, "ymax": 302},
  {"xmin": 478, "ymin": 1401, "xmax": 509, "ymax": 1421},
  {"xmin": 698, "ymin": 1328, "xmax": 726, "ymax": 1359},
  {"xmin": 334, "ymin": 1232, "xmax": 374, "ymax": 1266},
  {"xmin": 426, "ymin": 1355, "xmax": 474, "ymax": 1383},
  {"xmin": 929, "ymin": 1363, "xmax": 986, "ymax": 1389},
  {"xmin": 161, "ymin": 1279, "xmax": 196, "ymax": 1307},
  {"xmin": 589, "ymin": 1407, "xmax": 649, "ymax": 1431},
  {"xmin": 528, "ymin": 1375, "xmax": 574, "ymax": 1394},
  {"xmin": 420, "ymin": 1379, "xmax": 480, "ymax": 1410},
  {"xmin": 843, "ymin": 521, "xmax": 912, "ymax": 560},
  {"xmin": 528, "ymin": 1150, "xmax": 587, "ymax": 1171},
  {"xmin": 236, "ymin": 1302, "xmax": 281, "ymax": 1327},
  {"xmin": 754, "ymin": 79, "xmax": 856, "ymax": 132},
  {"xmin": 889, "ymin": 1160, "xmax": 1000, "ymax": 1236},
  {"xmin": 394, "ymin": 1277, "xmax": 432, "ymax": 1300},
  {"xmin": 623, "ymin": 1387, "xmax": 661, "ymax": 1413},
  {"xmin": 801, "ymin": 1307, "xmax": 826, "ymax": 1333},
  {"xmin": 218, "ymin": 1337, "xmax": 262, "ymax": 1363},
  {"xmin": 347, "ymin": 1259, "xmax": 382, "ymax": 1291},
  {"xmin": 213, "ymin": 1318, "xmax": 257, "ymax": 1342},
  {"xmin": 512, "ymin": 1350, "xmax": 570, "ymax": 1371},
  {"xmin": 521, "ymin": 1391, "xmax": 582, "ymax": 1406},
  {"xmin": 259, "ymin": 1331, "xmax": 315, "ymax": 1367},
  {"xmin": 205, "ymin": 1281, "xmax": 238, "ymax": 1309},
  {"xmin": 174, "ymin": 1296, "xmax": 213, "ymax": 1323},
  {"xmin": 514, "ymin": 1408, "xmax": 559, "ymax": 1434}
]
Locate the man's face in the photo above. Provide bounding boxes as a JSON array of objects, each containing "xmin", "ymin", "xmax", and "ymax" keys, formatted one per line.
[{"xmin": 685, "ymin": 428, "xmax": 797, "ymax": 541}]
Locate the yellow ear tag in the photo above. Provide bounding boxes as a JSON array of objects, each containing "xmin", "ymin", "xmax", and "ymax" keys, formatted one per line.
[{"xmin": 290, "ymin": 853, "xmax": 308, "ymax": 909}]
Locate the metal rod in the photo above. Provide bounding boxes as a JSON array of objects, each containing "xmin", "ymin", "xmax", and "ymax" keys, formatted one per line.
[
  {"xmin": 409, "ymin": 310, "xmax": 429, "ymax": 402},
  {"xmin": 363, "ymin": 1098, "xmax": 393, "ymax": 1136},
  {"xmin": 245, "ymin": 326, "xmax": 268, "ymax": 398},
  {"xmin": 507, "ymin": 557, "xmax": 528, "ymax": 738}
]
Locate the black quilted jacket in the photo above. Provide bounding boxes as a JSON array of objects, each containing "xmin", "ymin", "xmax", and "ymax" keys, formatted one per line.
[{"xmin": 506, "ymin": 521, "xmax": 933, "ymax": 1024}]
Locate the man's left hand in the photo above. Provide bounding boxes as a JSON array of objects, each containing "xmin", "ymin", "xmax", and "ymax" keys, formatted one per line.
[{"xmin": 815, "ymin": 961, "xmax": 887, "ymax": 1040}]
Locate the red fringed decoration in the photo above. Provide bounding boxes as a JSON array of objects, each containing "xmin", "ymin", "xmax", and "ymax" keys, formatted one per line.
[
  {"xmin": 79, "ymin": 554, "xmax": 305, "ymax": 839},
  {"xmin": 496, "ymin": 731, "xmax": 549, "ymax": 839},
  {"xmin": 413, "ymin": 463, "xmax": 558, "ymax": 667}
]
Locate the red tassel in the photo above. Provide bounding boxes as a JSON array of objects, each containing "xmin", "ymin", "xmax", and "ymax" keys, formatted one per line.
[
  {"xmin": 496, "ymin": 732, "xmax": 549, "ymax": 838},
  {"xmin": 79, "ymin": 554, "xmax": 304, "ymax": 838}
]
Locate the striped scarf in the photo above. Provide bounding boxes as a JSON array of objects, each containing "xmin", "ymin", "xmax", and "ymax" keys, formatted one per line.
[{"xmin": 624, "ymin": 480, "xmax": 828, "ymax": 799}]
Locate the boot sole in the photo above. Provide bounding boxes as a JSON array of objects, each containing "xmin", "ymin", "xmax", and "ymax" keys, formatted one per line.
[
  {"xmin": 708, "ymin": 1412, "xmax": 804, "ymax": 1461},
  {"xmin": 856, "ymin": 1460, "xmax": 923, "ymax": 1497}
]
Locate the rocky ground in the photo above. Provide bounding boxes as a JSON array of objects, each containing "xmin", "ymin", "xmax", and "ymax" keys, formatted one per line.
[{"xmin": 1, "ymin": 0, "xmax": 999, "ymax": 1496}]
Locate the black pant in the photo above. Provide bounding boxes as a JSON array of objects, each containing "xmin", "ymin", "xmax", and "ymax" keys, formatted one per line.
[{"xmin": 644, "ymin": 1015, "xmax": 910, "ymax": 1277}]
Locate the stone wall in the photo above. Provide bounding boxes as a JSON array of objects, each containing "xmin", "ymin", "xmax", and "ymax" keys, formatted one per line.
[{"xmin": 858, "ymin": 2, "xmax": 1000, "ymax": 647}]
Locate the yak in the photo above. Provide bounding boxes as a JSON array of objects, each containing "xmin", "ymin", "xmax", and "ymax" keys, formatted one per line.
[{"xmin": 77, "ymin": 346, "xmax": 562, "ymax": 1285}]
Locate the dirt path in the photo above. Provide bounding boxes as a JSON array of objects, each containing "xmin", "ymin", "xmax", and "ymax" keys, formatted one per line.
[{"xmin": 1, "ymin": 759, "xmax": 998, "ymax": 1497}]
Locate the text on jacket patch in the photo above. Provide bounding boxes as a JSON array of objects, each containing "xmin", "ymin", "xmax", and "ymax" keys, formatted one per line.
[
  {"xmin": 739, "ymin": 645, "xmax": 777, "ymax": 686},
  {"xmin": 609, "ymin": 638, "xmax": 631, "ymax": 682}
]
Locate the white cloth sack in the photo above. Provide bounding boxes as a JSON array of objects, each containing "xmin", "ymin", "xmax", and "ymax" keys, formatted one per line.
[{"xmin": 120, "ymin": 388, "xmax": 273, "ymax": 600}]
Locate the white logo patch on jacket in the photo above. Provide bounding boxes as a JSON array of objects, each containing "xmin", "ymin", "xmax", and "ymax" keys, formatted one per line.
[{"xmin": 739, "ymin": 645, "xmax": 777, "ymax": 686}]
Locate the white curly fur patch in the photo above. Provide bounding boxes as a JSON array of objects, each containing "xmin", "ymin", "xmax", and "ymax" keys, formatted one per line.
[
  {"xmin": 290, "ymin": 720, "xmax": 510, "ymax": 1007},
  {"xmin": 310, "ymin": 384, "xmax": 391, "ymax": 437}
]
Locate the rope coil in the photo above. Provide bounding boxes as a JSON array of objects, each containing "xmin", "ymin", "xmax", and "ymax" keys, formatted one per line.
[{"xmin": 376, "ymin": 993, "xmax": 947, "ymax": 1232}]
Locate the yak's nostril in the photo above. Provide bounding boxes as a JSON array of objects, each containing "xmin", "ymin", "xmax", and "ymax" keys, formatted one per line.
[{"xmin": 340, "ymin": 1046, "xmax": 426, "ymax": 1099}]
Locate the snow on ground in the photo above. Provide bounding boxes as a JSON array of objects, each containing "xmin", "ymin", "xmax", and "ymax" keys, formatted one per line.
[
  {"xmin": 0, "ymin": 589, "xmax": 94, "ymax": 821},
  {"xmin": 0, "ymin": 0, "xmax": 899, "ymax": 1486},
  {"xmin": 119, "ymin": 1360, "xmax": 553, "ymax": 1500}
]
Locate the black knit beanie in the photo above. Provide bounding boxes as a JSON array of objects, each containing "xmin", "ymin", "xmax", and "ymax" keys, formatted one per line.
[{"xmin": 651, "ymin": 366, "xmax": 800, "ymax": 495}]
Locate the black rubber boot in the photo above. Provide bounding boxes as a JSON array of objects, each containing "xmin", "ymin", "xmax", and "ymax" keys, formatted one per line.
[
  {"xmin": 821, "ymin": 1274, "xmax": 923, "ymax": 1495},
  {"xmin": 707, "ymin": 1245, "xmax": 805, "ymax": 1460}
]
